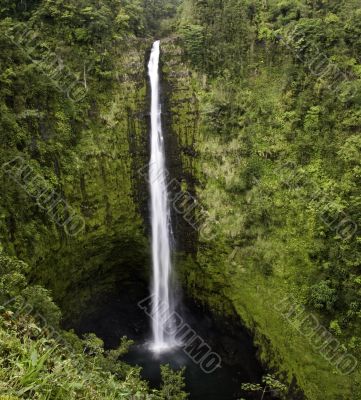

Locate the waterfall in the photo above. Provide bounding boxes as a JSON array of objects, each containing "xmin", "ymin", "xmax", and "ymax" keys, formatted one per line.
[{"xmin": 148, "ymin": 40, "xmax": 177, "ymax": 352}]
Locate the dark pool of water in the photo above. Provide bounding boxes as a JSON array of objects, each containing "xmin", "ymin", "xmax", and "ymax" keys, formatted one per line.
[
  {"xmin": 122, "ymin": 301, "xmax": 268, "ymax": 400},
  {"xmin": 71, "ymin": 295, "xmax": 269, "ymax": 399},
  {"xmin": 124, "ymin": 343, "xmax": 262, "ymax": 400}
]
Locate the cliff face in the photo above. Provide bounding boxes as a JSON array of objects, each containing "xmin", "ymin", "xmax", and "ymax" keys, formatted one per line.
[
  {"xmin": 160, "ymin": 31, "xmax": 361, "ymax": 399},
  {"xmin": 160, "ymin": 37, "xmax": 200, "ymax": 255},
  {"xmin": 0, "ymin": 36, "xmax": 153, "ymax": 320}
]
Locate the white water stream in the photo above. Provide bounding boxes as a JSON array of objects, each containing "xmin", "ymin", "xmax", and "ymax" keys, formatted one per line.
[{"xmin": 148, "ymin": 41, "xmax": 177, "ymax": 352}]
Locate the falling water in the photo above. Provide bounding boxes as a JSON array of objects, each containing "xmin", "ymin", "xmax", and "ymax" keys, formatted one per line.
[{"xmin": 148, "ymin": 40, "xmax": 177, "ymax": 352}]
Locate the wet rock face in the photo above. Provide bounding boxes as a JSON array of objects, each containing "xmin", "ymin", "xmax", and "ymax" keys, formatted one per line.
[
  {"xmin": 65, "ymin": 269, "xmax": 150, "ymax": 348},
  {"xmin": 159, "ymin": 37, "xmax": 201, "ymax": 255},
  {"xmin": 0, "ymin": 39, "xmax": 153, "ymax": 321},
  {"xmin": 56, "ymin": 43, "xmax": 154, "ymax": 322}
]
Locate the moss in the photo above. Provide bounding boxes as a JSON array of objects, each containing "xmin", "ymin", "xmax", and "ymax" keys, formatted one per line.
[
  {"xmin": 0, "ymin": 39, "xmax": 151, "ymax": 320},
  {"xmin": 161, "ymin": 37, "xmax": 361, "ymax": 400}
]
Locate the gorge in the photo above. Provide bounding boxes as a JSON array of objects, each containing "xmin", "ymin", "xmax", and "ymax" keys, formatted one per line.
[{"xmin": 0, "ymin": 1, "xmax": 361, "ymax": 400}]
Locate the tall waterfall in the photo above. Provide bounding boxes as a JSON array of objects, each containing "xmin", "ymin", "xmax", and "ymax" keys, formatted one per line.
[{"xmin": 148, "ymin": 40, "xmax": 177, "ymax": 352}]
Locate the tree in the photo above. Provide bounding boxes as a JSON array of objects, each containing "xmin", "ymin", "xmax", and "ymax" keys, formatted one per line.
[
  {"xmin": 241, "ymin": 374, "xmax": 288, "ymax": 400},
  {"xmin": 158, "ymin": 364, "xmax": 188, "ymax": 400}
]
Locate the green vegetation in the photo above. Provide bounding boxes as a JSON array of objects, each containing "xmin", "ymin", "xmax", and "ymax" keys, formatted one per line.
[
  {"xmin": 158, "ymin": 0, "xmax": 361, "ymax": 398},
  {"xmin": 0, "ymin": 252, "xmax": 188, "ymax": 399},
  {"xmin": 0, "ymin": 0, "xmax": 186, "ymax": 398},
  {"xmin": 241, "ymin": 374, "xmax": 288, "ymax": 399},
  {"xmin": 0, "ymin": 307, "xmax": 187, "ymax": 399},
  {"xmin": 1, "ymin": 0, "xmax": 361, "ymax": 399},
  {"xmin": 0, "ymin": 0, "xmax": 151, "ymax": 308}
]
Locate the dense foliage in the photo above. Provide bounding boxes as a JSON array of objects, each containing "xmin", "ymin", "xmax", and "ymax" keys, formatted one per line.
[
  {"xmin": 0, "ymin": 252, "xmax": 188, "ymax": 399},
  {"xmin": 1, "ymin": 0, "xmax": 361, "ymax": 398},
  {"xmin": 179, "ymin": 0, "xmax": 361, "ymax": 342},
  {"xmin": 0, "ymin": 1, "xmax": 185, "ymax": 398},
  {"xmin": 174, "ymin": 0, "xmax": 361, "ymax": 398}
]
